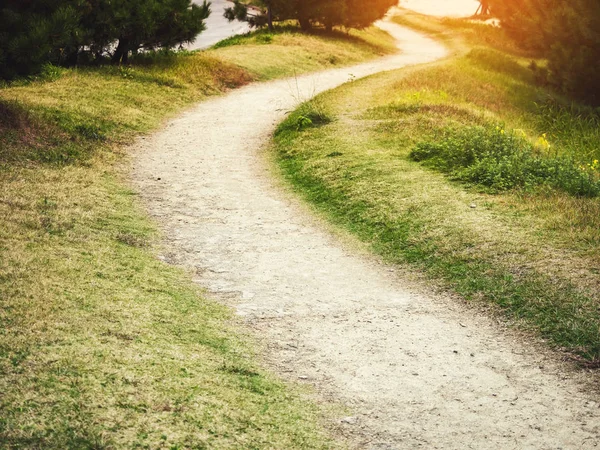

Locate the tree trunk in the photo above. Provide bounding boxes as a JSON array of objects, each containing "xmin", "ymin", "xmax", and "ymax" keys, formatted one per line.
[
  {"xmin": 478, "ymin": 0, "xmax": 490, "ymax": 15},
  {"xmin": 299, "ymin": 17, "xmax": 311, "ymax": 31},
  {"xmin": 112, "ymin": 38, "xmax": 129, "ymax": 64},
  {"xmin": 64, "ymin": 48, "xmax": 79, "ymax": 67},
  {"xmin": 268, "ymin": 5, "xmax": 273, "ymax": 31}
]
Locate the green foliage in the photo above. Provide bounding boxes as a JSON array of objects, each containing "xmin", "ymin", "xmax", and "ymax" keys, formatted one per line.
[
  {"xmin": 0, "ymin": 0, "xmax": 211, "ymax": 79},
  {"xmin": 411, "ymin": 125, "xmax": 600, "ymax": 197},
  {"xmin": 342, "ymin": 0, "xmax": 400, "ymax": 29},
  {"xmin": 0, "ymin": 0, "xmax": 83, "ymax": 79},
  {"xmin": 225, "ymin": 0, "xmax": 397, "ymax": 31},
  {"xmin": 106, "ymin": 0, "xmax": 211, "ymax": 64},
  {"xmin": 532, "ymin": 99, "xmax": 600, "ymax": 161},
  {"xmin": 487, "ymin": 0, "xmax": 600, "ymax": 105},
  {"xmin": 276, "ymin": 100, "xmax": 333, "ymax": 134},
  {"xmin": 38, "ymin": 64, "xmax": 67, "ymax": 82},
  {"xmin": 296, "ymin": 115, "xmax": 314, "ymax": 130},
  {"xmin": 212, "ymin": 26, "xmax": 288, "ymax": 49}
]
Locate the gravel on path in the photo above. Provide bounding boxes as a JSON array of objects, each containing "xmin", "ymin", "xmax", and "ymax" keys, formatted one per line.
[{"xmin": 131, "ymin": 18, "xmax": 600, "ymax": 449}]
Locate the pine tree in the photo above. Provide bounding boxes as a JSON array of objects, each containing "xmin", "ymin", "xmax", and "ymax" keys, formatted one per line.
[
  {"xmin": 0, "ymin": 0, "xmax": 84, "ymax": 79},
  {"xmin": 107, "ymin": 0, "xmax": 211, "ymax": 64},
  {"xmin": 225, "ymin": 0, "xmax": 396, "ymax": 32},
  {"xmin": 343, "ymin": 0, "xmax": 398, "ymax": 29},
  {"xmin": 0, "ymin": 0, "xmax": 211, "ymax": 79}
]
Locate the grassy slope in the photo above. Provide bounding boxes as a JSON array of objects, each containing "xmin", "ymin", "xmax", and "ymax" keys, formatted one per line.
[
  {"xmin": 209, "ymin": 25, "xmax": 397, "ymax": 80},
  {"xmin": 0, "ymin": 26, "xmax": 394, "ymax": 448},
  {"xmin": 0, "ymin": 161, "xmax": 332, "ymax": 449},
  {"xmin": 273, "ymin": 11, "xmax": 600, "ymax": 364}
]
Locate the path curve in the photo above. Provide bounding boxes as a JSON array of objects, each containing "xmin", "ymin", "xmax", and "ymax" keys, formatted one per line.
[{"xmin": 131, "ymin": 20, "xmax": 600, "ymax": 449}]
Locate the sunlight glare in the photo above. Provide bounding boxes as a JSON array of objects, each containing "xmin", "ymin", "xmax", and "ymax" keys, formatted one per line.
[{"xmin": 400, "ymin": 0, "xmax": 480, "ymax": 17}]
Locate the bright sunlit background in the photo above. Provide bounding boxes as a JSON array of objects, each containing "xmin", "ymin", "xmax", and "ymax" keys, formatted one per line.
[
  {"xmin": 188, "ymin": 1, "xmax": 481, "ymax": 49},
  {"xmin": 400, "ymin": 0, "xmax": 480, "ymax": 17}
]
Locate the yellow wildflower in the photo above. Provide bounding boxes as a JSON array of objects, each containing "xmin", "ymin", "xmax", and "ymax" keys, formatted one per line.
[{"xmin": 534, "ymin": 133, "xmax": 550, "ymax": 152}]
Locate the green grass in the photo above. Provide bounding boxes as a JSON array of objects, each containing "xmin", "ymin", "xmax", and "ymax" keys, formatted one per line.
[
  {"xmin": 208, "ymin": 24, "xmax": 397, "ymax": 80},
  {"xmin": 0, "ymin": 161, "xmax": 335, "ymax": 448},
  {"xmin": 0, "ymin": 25, "xmax": 394, "ymax": 165},
  {"xmin": 273, "ymin": 13, "xmax": 600, "ymax": 364},
  {"xmin": 0, "ymin": 54, "xmax": 253, "ymax": 164},
  {"xmin": 393, "ymin": 8, "xmax": 538, "ymax": 57},
  {"xmin": 410, "ymin": 124, "xmax": 600, "ymax": 197},
  {"xmin": 0, "ymin": 24, "xmax": 394, "ymax": 447}
]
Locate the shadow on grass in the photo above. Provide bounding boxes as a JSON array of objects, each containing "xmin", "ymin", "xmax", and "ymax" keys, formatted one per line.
[{"xmin": 0, "ymin": 100, "xmax": 95, "ymax": 165}]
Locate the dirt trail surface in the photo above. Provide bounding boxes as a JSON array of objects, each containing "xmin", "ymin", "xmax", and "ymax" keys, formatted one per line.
[{"xmin": 131, "ymin": 20, "xmax": 600, "ymax": 449}]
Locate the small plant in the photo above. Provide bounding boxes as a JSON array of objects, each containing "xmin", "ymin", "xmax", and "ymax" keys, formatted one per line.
[
  {"xmin": 301, "ymin": 100, "xmax": 332, "ymax": 125},
  {"xmin": 38, "ymin": 63, "xmax": 65, "ymax": 82},
  {"xmin": 534, "ymin": 133, "xmax": 550, "ymax": 152},
  {"xmin": 295, "ymin": 102, "xmax": 332, "ymax": 130},
  {"xmin": 119, "ymin": 66, "xmax": 136, "ymax": 79},
  {"xmin": 256, "ymin": 34, "xmax": 273, "ymax": 44},
  {"xmin": 278, "ymin": 99, "xmax": 333, "ymax": 134},
  {"xmin": 410, "ymin": 124, "xmax": 600, "ymax": 197},
  {"xmin": 212, "ymin": 33, "xmax": 248, "ymax": 48},
  {"xmin": 580, "ymin": 159, "xmax": 600, "ymax": 176},
  {"xmin": 532, "ymin": 99, "xmax": 600, "ymax": 161},
  {"xmin": 296, "ymin": 115, "xmax": 313, "ymax": 130}
]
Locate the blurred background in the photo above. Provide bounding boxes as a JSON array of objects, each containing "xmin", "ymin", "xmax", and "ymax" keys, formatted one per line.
[{"xmin": 188, "ymin": 0, "xmax": 480, "ymax": 50}]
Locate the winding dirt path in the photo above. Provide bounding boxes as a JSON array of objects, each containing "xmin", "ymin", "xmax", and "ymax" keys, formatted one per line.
[{"xmin": 131, "ymin": 20, "xmax": 600, "ymax": 449}]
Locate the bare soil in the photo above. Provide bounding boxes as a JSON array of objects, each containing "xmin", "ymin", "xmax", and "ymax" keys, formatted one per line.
[{"xmin": 131, "ymin": 19, "xmax": 600, "ymax": 449}]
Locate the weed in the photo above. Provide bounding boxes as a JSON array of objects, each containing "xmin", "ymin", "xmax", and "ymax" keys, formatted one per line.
[
  {"xmin": 38, "ymin": 63, "xmax": 66, "ymax": 82},
  {"xmin": 297, "ymin": 115, "xmax": 314, "ymax": 130},
  {"xmin": 411, "ymin": 125, "xmax": 600, "ymax": 197},
  {"xmin": 279, "ymin": 100, "xmax": 333, "ymax": 134},
  {"xmin": 257, "ymin": 34, "xmax": 274, "ymax": 44},
  {"xmin": 118, "ymin": 65, "xmax": 136, "ymax": 79},
  {"xmin": 532, "ymin": 99, "xmax": 600, "ymax": 161}
]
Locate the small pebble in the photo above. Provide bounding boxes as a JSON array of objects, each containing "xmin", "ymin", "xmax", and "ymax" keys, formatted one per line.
[{"xmin": 341, "ymin": 416, "xmax": 358, "ymax": 425}]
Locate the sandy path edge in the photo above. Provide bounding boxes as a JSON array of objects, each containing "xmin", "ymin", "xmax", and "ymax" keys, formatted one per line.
[{"xmin": 130, "ymin": 18, "xmax": 600, "ymax": 449}]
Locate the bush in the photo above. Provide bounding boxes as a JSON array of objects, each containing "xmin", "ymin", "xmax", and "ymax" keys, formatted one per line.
[{"xmin": 410, "ymin": 125, "xmax": 600, "ymax": 197}]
